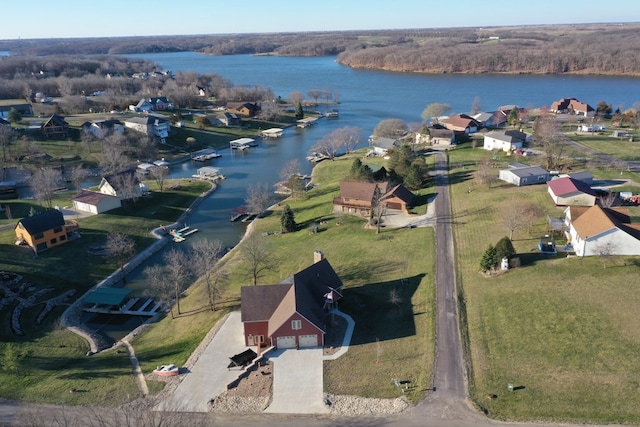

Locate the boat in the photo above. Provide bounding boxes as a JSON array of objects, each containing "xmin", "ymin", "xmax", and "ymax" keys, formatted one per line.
[
  {"xmin": 325, "ymin": 109, "xmax": 339, "ymax": 118},
  {"xmin": 153, "ymin": 364, "xmax": 179, "ymax": 377},
  {"xmin": 192, "ymin": 152, "xmax": 221, "ymax": 161},
  {"xmin": 305, "ymin": 152, "xmax": 329, "ymax": 163}
]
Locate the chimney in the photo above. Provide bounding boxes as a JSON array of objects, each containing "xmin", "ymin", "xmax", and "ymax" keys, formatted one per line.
[{"xmin": 313, "ymin": 250, "xmax": 324, "ymax": 264}]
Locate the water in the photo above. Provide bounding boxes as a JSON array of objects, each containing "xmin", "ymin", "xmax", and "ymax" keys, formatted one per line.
[{"xmin": 94, "ymin": 52, "xmax": 639, "ymax": 341}]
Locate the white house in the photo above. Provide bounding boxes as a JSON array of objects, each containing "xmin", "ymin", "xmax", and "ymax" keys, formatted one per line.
[
  {"xmin": 483, "ymin": 130, "xmax": 529, "ymax": 152},
  {"xmin": 565, "ymin": 205, "xmax": 640, "ymax": 256},
  {"xmin": 369, "ymin": 137, "xmax": 400, "ymax": 156},
  {"xmin": 81, "ymin": 119, "xmax": 124, "ymax": 139},
  {"xmin": 72, "ymin": 190, "xmax": 121, "ymax": 214},
  {"xmin": 124, "ymin": 116, "xmax": 170, "ymax": 142},
  {"xmin": 98, "ymin": 171, "xmax": 143, "ymax": 200},
  {"xmin": 498, "ymin": 163, "xmax": 550, "ymax": 186}
]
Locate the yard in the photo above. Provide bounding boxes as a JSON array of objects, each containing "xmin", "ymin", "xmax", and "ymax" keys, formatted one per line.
[{"xmin": 448, "ymin": 145, "xmax": 640, "ymax": 424}]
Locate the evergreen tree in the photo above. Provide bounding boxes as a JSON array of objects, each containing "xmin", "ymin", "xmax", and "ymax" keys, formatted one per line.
[
  {"xmin": 349, "ymin": 158, "xmax": 372, "ymax": 181},
  {"xmin": 388, "ymin": 144, "xmax": 412, "ymax": 178},
  {"xmin": 294, "ymin": 102, "xmax": 304, "ymax": 119},
  {"xmin": 280, "ymin": 204, "xmax": 296, "ymax": 233},
  {"xmin": 404, "ymin": 163, "xmax": 424, "ymax": 190},
  {"xmin": 495, "ymin": 236, "xmax": 516, "ymax": 260},
  {"xmin": 480, "ymin": 244, "xmax": 499, "ymax": 272},
  {"xmin": 507, "ymin": 108, "xmax": 520, "ymax": 127},
  {"xmin": 7, "ymin": 108, "xmax": 21, "ymax": 123}
]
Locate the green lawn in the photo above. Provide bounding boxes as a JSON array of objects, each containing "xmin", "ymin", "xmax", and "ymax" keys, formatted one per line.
[
  {"xmin": 135, "ymin": 151, "xmax": 436, "ymax": 404},
  {"xmin": 0, "ymin": 179, "xmax": 210, "ymax": 404},
  {"xmin": 569, "ymin": 133, "xmax": 640, "ymax": 161},
  {"xmin": 449, "ymin": 145, "xmax": 640, "ymax": 424}
]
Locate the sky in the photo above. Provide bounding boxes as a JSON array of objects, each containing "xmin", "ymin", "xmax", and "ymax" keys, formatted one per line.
[{"xmin": 1, "ymin": 0, "xmax": 638, "ymax": 40}]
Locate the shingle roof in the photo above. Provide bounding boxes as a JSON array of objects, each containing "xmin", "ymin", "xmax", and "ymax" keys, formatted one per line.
[
  {"xmin": 339, "ymin": 181, "xmax": 378, "ymax": 201},
  {"xmin": 15, "ymin": 210, "xmax": 64, "ymax": 234},
  {"xmin": 507, "ymin": 165, "xmax": 549, "ymax": 178},
  {"xmin": 73, "ymin": 189, "xmax": 118, "ymax": 205},
  {"xmin": 571, "ymin": 205, "xmax": 636, "ymax": 239},
  {"xmin": 382, "ymin": 183, "xmax": 415, "ymax": 204}
]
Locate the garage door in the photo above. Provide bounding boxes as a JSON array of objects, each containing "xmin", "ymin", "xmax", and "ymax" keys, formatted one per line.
[
  {"xmin": 298, "ymin": 334, "xmax": 318, "ymax": 348},
  {"xmin": 276, "ymin": 336, "xmax": 296, "ymax": 349}
]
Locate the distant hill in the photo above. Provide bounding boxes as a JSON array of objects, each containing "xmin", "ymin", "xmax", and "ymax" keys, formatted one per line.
[{"xmin": 1, "ymin": 23, "xmax": 639, "ymax": 76}]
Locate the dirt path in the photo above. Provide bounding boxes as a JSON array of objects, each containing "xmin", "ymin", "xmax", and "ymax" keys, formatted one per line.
[{"xmin": 121, "ymin": 340, "xmax": 149, "ymax": 397}]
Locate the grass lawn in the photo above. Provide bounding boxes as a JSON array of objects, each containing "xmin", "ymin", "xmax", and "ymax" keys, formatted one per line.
[
  {"xmin": 449, "ymin": 145, "xmax": 640, "ymax": 424},
  {"xmin": 133, "ymin": 150, "xmax": 436, "ymax": 405},
  {"xmin": 0, "ymin": 179, "xmax": 210, "ymax": 404},
  {"xmin": 568, "ymin": 133, "xmax": 640, "ymax": 161}
]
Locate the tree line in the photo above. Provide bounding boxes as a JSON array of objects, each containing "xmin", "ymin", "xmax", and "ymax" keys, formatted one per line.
[{"xmin": 2, "ymin": 23, "xmax": 639, "ymax": 75}]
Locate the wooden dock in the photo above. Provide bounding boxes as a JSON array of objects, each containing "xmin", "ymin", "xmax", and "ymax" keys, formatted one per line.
[{"xmin": 83, "ymin": 297, "xmax": 162, "ymax": 317}]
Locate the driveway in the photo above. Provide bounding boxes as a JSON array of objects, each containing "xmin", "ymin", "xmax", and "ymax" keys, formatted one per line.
[
  {"xmin": 156, "ymin": 311, "xmax": 248, "ymax": 412},
  {"xmin": 264, "ymin": 347, "xmax": 328, "ymax": 414}
]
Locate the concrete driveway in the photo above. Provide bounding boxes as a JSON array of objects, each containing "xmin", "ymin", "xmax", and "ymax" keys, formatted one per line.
[
  {"xmin": 264, "ymin": 347, "xmax": 328, "ymax": 414},
  {"xmin": 156, "ymin": 311, "xmax": 248, "ymax": 412}
]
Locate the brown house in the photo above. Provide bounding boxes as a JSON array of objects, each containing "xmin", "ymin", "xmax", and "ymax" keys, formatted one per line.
[
  {"xmin": 226, "ymin": 102, "xmax": 260, "ymax": 117},
  {"xmin": 333, "ymin": 181, "xmax": 415, "ymax": 216},
  {"xmin": 240, "ymin": 252, "xmax": 343, "ymax": 349},
  {"xmin": 41, "ymin": 114, "xmax": 69, "ymax": 138},
  {"xmin": 14, "ymin": 210, "xmax": 77, "ymax": 253}
]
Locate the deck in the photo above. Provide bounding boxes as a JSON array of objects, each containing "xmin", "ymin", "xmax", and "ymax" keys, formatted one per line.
[{"xmin": 83, "ymin": 297, "xmax": 162, "ymax": 317}]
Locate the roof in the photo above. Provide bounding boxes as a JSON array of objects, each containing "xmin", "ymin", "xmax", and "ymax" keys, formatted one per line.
[
  {"xmin": 73, "ymin": 189, "xmax": 119, "ymax": 205},
  {"xmin": 382, "ymin": 183, "xmax": 415, "ymax": 204},
  {"xmin": 339, "ymin": 181, "xmax": 378, "ymax": 201},
  {"xmin": 16, "ymin": 210, "xmax": 65, "ymax": 234},
  {"xmin": 551, "ymin": 97, "xmax": 594, "ymax": 113},
  {"xmin": 84, "ymin": 287, "xmax": 133, "ymax": 306},
  {"xmin": 241, "ymin": 258, "xmax": 344, "ymax": 333},
  {"xmin": 102, "ymin": 170, "xmax": 139, "ymax": 191},
  {"xmin": 503, "ymin": 165, "xmax": 549, "ymax": 178},
  {"xmin": 485, "ymin": 130, "xmax": 526, "ymax": 143},
  {"xmin": 570, "ymin": 205, "xmax": 636, "ymax": 239},
  {"xmin": 42, "ymin": 114, "xmax": 68, "ymax": 127},
  {"xmin": 548, "ymin": 177, "xmax": 596, "ymax": 197},
  {"xmin": 372, "ymin": 137, "xmax": 398, "ymax": 150},
  {"xmin": 125, "ymin": 116, "xmax": 168, "ymax": 125},
  {"xmin": 441, "ymin": 114, "xmax": 480, "ymax": 129}
]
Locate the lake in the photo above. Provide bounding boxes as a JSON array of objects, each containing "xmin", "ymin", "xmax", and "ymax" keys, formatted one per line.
[{"xmin": 91, "ymin": 52, "xmax": 638, "ymax": 341}]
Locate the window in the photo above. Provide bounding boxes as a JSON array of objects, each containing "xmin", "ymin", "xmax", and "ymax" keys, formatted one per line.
[
  {"xmin": 34, "ymin": 232, "xmax": 44, "ymax": 240},
  {"xmin": 291, "ymin": 320, "xmax": 302, "ymax": 330},
  {"xmin": 50, "ymin": 238, "xmax": 57, "ymax": 245},
  {"xmin": 59, "ymin": 235, "xmax": 66, "ymax": 241},
  {"xmin": 53, "ymin": 226, "xmax": 62, "ymax": 233}
]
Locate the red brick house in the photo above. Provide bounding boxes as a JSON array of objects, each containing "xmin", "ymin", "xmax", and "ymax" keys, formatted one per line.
[
  {"xmin": 240, "ymin": 252, "xmax": 343, "ymax": 349},
  {"xmin": 440, "ymin": 114, "xmax": 480, "ymax": 134}
]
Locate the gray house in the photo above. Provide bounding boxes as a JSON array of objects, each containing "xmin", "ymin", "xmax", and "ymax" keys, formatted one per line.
[{"xmin": 498, "ymin": 163, "xmax": 550, "ymax": 186}]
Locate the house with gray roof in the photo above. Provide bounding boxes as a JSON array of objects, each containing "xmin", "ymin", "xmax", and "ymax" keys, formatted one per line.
[
  {"xmin": 483, "ymin": 130, "xmax": 529, "ymax": 152},
  {"xmin": 498, "ymin": 163, "xmax": 550, "ymax": 186}
]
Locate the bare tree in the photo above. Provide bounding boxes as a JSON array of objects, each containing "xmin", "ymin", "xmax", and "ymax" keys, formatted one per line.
[
  {"xmin": 113, "ymin": 171, "xmax": 141, "ymax": 204},
  {"xmin": 190, "ymin": 239, "xmax": 226, "ymax": 311},
  {"xmin": 471, "ymin": 97, "xmax": 482, "ymax": 115},
  {"xmin": 279, "ymin": 159, "xmax": 302, "ymax": 182},
  {"xmin": 594, "ymin": 241, "xmax": 618, "ymax": 268},
  {"xmin": 501, "ymin": 200, "xmax": 531, "ymax": 240},
  {"xmin": 69, "ymin": 164, "xmax": 88, "ymax": 191},
  {"xmin": 533, "ymin": 107, "xmax": 564, "ymax": 170},
  {"xmin": 245, "ymin": 183, "xmax": 273, "ymax": 217},
  {"xmin": 372, "ymin": 118, "xmax": 408, "ymax": 140},
  {"xmin": 522, "ymin": 201, "xmax": 545, "ymax": 234},
  {"xmin": 105, "ymin": 231, "xmax": 135, "ymax": 282},
  {"xmin": 337, "ymin": 126, "xmax": 362, "ymax": 153},
  {"xmin": 164, "ymin": 248, "xmax": 191, "ymax": 316},
  {"xmin": 289, "ymin": 91, "xmax": 304, "ymax": 105},
  {"xmin": 31, "ymin": 168, "xmax": 63, "ymax": 208},
  {"xmin": 241, "ymin": 231, "xmax": 273, "ymax": 285},
  {"xmin": 475, "ymin": 159, "xmax": 498, "ymax": 187},
  {"xmin": 256, "ymin": 100, "xmax": 282, "ymax": 121},
  {"xmin": 421, "ymin": 103, "xmax": 451, "ymax": 124},
  {"xmin": 308, "ymin": 89, "xmax": 323, "ymax": 104},
  {"xmin": 144, "ymin": 264, "xmax": 175, "ymax": 318},
  {"xmin": 598, "ymin": 191, "xmax": 617, "ymax": 208},
  {"xmin": 0, "ymin": 125, "xmax": 14, "ymax": 169},
  {"xmin": 149, "ymin": 166, "xmax": 169, "ymax": 192},
  {"xmin": 100, "ymin": 133, "xmax": 129, "ymax": 174}
]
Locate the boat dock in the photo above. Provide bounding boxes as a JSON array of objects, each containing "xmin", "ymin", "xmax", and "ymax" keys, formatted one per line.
[
  {"xmin": 296, "ymin": 117, "xmax": 318, "ymax": 128},
  {"xmin": 84, "ymin": 297, "xmax": 162, "ymax": 317},
  {"xmin": 260, "ymin": 128, "xmax": 284, "ymax": 138},
  {"xmin": 230, "ymin": 138, "xmax": 255, "ymax": 149},
  {"xmin": 170, "ymin": 226, "xmax": 199, "ymax": 242}
]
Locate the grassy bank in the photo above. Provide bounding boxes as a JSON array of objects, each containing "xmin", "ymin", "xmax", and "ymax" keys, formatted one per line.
[
  {"xmin": 449, "ymin": 145, "xmax": 640, "ymax": 424},
  {"xmin": 0, "ymin": 179, "xmax": 209, "ymax": 404}
]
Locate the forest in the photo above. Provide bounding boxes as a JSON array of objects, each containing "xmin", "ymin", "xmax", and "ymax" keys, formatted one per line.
[{"xmin": 1, "ymin": 23, "xmax": 639, "ymax": 76}]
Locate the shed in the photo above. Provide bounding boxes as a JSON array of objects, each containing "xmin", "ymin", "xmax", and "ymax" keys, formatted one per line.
[
  {"xmin": 548, "ymin": 177, "xmax": 597, "ymax": 206},
  {"xmin": 498, "ymin": 164, "xmax": 550, "ymax": 186},
  {"xmin": 72, "ymin": 190, "xmax": 121, "ymax": 214}
]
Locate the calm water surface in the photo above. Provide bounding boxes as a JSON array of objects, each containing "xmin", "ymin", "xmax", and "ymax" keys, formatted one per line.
[{"xmin": 93, "ymin": 53, "xmax": 639, "ymax": 340}]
